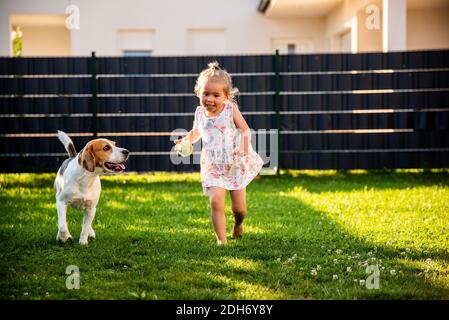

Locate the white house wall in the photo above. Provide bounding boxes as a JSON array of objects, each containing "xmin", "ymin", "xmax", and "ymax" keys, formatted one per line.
[{"xmin": 0, "ymin": 0, "xmax": 326, "ymax": 56}]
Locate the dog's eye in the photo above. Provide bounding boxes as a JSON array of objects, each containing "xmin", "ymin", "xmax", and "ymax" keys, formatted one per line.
[{"xmin": 103, "ymin": 145, "xmax": 111, "ymax": 151}]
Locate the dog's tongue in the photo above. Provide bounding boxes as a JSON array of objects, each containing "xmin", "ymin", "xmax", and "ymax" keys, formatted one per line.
[
  {"xmin": 106, "ymin": 162, "xmax": 125, "ymax": 171},
  {"xmin": 112, "ymin": 163, "xmax": 125, "ymax": 171}
]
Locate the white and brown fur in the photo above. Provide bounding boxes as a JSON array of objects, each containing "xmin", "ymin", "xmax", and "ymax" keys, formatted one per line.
[{"xmin": 54, "ymin": 131, "xmax": 129, "ymax": 245}]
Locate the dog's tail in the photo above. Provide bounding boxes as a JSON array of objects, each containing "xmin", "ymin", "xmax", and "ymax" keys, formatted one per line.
[{"xmin": 57, "ymin": 131, "xmax": 77, "ymax": 158}]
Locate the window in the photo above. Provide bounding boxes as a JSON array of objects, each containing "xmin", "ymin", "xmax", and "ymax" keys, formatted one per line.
[
  {"xmin": 287, "ymin": 43, "xmax": 296, "ymax": 54},
  {"xmin": 123, "ymin": 50, "xmax": 152, "ymax": 57},
  {"xmin": 117, "ymin": 30, "xmax": 154, "ymax": 56},
  {"xmin": 272, "ymin": 39, "xmax": 314, "ymax": 54}
]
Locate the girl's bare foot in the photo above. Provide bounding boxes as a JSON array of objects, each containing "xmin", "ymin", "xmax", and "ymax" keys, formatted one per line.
[{"xmin": 217, "ymin": 239, "xmax": 228, "ymax": 246}]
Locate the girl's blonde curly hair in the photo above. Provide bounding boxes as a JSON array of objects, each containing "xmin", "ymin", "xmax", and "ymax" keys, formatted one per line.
[{"xmin": 194, "ymin": 61, "xmax": 239, "ymax": 103}]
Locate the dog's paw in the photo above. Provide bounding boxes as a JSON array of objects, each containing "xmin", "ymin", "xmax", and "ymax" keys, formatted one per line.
[
  {"xmin": 56, "ymin": 231, "xmax": 73, "ymax": 244},
  {"xmin": 88, "ymin": 228, "xmax": 96, "ymax": 240}
]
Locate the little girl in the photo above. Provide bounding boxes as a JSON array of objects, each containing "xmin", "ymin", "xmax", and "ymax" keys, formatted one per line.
[{"xmin": 174, "ymin": 61, "xmax": 263, "ymax": 245}]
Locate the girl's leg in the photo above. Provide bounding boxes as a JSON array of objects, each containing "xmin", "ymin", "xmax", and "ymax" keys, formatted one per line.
[
  {"xmin": 208, "ymin": 186, "xmax": 227, "ymax": 245},
  {"xmin": 230, "ymin": 188, "xmax": 246, "ymax": 238}
]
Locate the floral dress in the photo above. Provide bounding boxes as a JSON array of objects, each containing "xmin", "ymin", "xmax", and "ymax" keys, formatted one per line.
[{"xmin": 193, "ymin": 102, "xmax": 264, "ymax": 195}]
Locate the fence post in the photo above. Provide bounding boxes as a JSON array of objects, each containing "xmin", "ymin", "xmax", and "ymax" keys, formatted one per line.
[
  {"xmin": 90, "ymin": 51, "xmax": 98, "ymax": 137},
  {"xmin": 274, "ymin": 49, "xmax": 281, "ymax": 175}
]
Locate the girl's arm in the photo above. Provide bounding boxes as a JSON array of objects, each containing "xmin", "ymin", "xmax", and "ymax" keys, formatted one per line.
[
  {"xmin": 174, "ymin": 126, "xmax": 200, "ymax": 145},
  {"xmin": 184, "ymin": 127, "xmax": 201, "ymax": 144},
  {"xmin": 232, "ymin": 104, "xmax": 250, "ymax": 156},
  {"xmin": 174, "ymin": 108, "xmax": 201, "ymax": 145}
]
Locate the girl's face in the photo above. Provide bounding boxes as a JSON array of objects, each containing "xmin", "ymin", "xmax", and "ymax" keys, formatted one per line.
[{"xmin": 199, "ymin": 78, "xmax": 228, "ymax": 115}]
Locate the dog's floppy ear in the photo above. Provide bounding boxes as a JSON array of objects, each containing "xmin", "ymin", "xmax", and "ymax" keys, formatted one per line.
[{"xmin": 80, "ymin": 144, "xmax": 96, "ymax": 172}]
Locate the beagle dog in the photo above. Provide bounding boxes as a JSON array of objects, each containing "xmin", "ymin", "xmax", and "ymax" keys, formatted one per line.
[{"xmin": 54, "ymin": 131, "xmax": 129, "ymax": 245}]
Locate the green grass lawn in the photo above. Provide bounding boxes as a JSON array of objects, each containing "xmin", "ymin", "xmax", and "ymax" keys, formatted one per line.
[{"xmin": 1, "ymin": 170, "xmax": 448, "ymax": 300}]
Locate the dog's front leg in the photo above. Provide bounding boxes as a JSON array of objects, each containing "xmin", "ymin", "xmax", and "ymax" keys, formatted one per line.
[
  {"xmin": 79, "ymin": 207, "xmax": 96, "ymax": 245},
  {"xmin": 56, "ymin": 200, "xmax": 73, "ymax": 243}
]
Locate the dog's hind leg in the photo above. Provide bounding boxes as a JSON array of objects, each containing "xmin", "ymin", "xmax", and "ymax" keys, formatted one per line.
[
  {"xmin": 56, "ymin": 200, "xmax": 73, "ymax": 243},
  {"xmin": 79, "ymin": 207, "xmax": 96, "ymax": 245}
]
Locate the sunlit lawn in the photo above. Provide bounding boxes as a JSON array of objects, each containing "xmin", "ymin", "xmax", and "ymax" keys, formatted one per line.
[{"xmin": 0, "ymin": 170, "xmax": 448, "ymax": 299}]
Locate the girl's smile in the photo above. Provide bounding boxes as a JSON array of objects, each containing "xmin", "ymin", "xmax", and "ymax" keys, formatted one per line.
[{"xmin": 200, "ymin": 78, "xmax": 228, "ymax": 117}]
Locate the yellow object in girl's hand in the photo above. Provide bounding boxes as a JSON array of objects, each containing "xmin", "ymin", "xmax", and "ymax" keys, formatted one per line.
[{"xmin": 176, "ymin": 139, "xmax": 193, "ymax": 157}]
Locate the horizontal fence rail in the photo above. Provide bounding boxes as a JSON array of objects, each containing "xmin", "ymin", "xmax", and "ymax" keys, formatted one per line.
[{"xmin": 0, "ymin": 50, "xmax": 448, "ymax": 172}]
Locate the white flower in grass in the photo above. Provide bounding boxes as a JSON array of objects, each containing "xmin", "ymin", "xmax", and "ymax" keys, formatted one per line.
[
  {"xmin": 390, "ymin": 270, "xmax": 396, "ymax": 276},
  {"xmin": 311, "ymin": 269, "xmax": 318, "ymax": 276},
  {"xmin": 359, "ymin": 280, "xmax": 365, "ymax": 286},
  {"xmin": 406, "ymin": 248, "xmax": 411, "ymax": 252},
  {"xmin": 316, "ymin": 265, "xmax": 322, "ymax": 270},
  {"xmin": 346, "ymin": 267, "xmax": 352, "ymax": 273},
  {"xmin": 333, "ymin": 259, "xmax": 339, "ymax": 265},
  {"xmin": 368, "ymin": 251, "xmax": 372, "ymax": 256},
  {"xmin": 335, "ymin": 249, "xmax": 342, "ymax": 254},
  {"xmin": 287, "ymin": 254, "xmax": 298, "ymax": 263},
  {"xmin": 426, "ymin": 258, "xmax": 432, "ymax": 264},
  {"xmin": 333, "ymin": 274, "xmax": 338, "ymax": 280}
]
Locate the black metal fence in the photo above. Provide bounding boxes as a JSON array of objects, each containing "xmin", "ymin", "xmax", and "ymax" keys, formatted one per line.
[{"xmin": 1, "ymin": 50, "xmax": 448, "ymax": 173}]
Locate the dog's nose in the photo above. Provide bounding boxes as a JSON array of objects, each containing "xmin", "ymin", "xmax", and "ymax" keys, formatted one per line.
[{"xmin": 122, "ymin": 149, "xmax": 130, "ymax": 156}]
